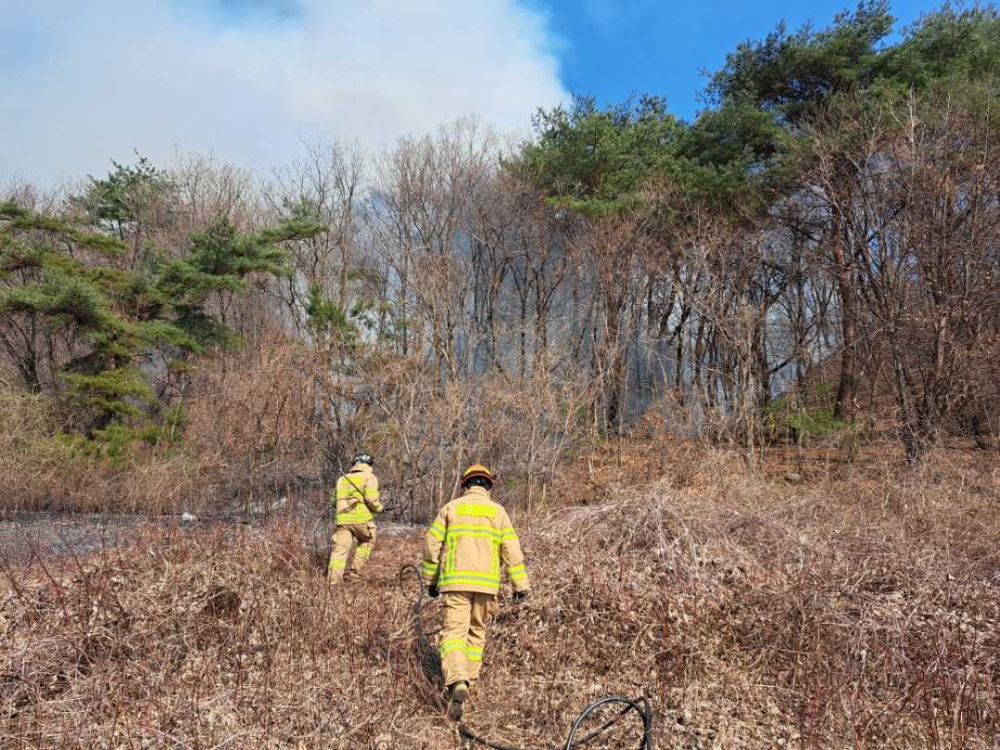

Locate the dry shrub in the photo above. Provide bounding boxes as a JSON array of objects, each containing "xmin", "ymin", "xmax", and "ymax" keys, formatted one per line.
[
  {"xmin": 0, "ymin": 522, "xmax": 433, "ymax": 748},
  {"xmin": 0, "ymin": 389, "xmax": 203, "ymax": 514},
  {"xmin": 0, "ymin": 340, "xmax": 321, "ymax": 515},
  {"xmin": 2, "ymin": 336, "xmax": 595, "ymax": 518},
  {"xmin": 2, "ymin": 444, "xmax": 998, "ymax": 749},
  {"xmin": 0, "ymin": 390, "xmax": 60, "ymax": 506},
  {"xmin": 345, "ymin": 354, "xmax": 599, "ymax": 521},
  {"xmin": 0, "ymin": 519, "xmax": 655, "ymax": 749},
  {"xmin": 563, "ymin": 455, "xmax": 1000, "ymax": 748},
  {"xmin": 184, "ymin": 338, "xmax": 323, "ymax": 512}
]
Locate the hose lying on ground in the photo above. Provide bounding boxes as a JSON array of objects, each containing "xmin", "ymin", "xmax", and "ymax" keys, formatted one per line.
[
  {"xmin": 398, "ymin": 564, "xmax": 444, "ymax": 694},
  {"xmin": 398, "ymin": 565, "xmax": 655, "ymax": 750}
]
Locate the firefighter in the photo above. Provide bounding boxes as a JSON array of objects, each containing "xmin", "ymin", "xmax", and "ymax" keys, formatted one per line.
[
  {"xmin": 328, "ymin": 453, "xmax": 383, "ymax": 584},
  {"xmin": 421, "ymin": 465, "xmax": 530, "ymax": 720}
]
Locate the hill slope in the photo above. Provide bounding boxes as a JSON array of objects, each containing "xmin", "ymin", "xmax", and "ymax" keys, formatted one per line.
[{"xmin": 2, "ymin": 448, "xmax": 998, "ymax": 748}]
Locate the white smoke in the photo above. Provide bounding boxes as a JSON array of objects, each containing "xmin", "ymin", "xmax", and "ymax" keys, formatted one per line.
[{"xmin": 0, "ymin": 0, "xmax": 567, "ymax": 183}]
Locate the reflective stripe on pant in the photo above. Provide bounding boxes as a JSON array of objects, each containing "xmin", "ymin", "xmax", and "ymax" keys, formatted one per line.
[
  {"xmin": 328, "ymin": 522, "xmax": 376, "ymax": 581},
  {"xmin": 439, "ymin": 591, "xmax": 494, "ymax": 687}
]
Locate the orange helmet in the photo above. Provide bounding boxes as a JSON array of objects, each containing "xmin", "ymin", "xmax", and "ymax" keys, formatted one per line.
[{"xmin": 461, "ymin": 464, "xmax": 496, "ymax": 488}]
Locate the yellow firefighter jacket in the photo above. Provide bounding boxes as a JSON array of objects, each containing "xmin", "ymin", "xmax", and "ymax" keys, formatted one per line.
[
  {"xmin": 421, "ymin": 486, "xmax": 530, "ymax": 596},
  {"xmin": 333, "ymin": 463, "xmax": 382, "ymax": 524}
]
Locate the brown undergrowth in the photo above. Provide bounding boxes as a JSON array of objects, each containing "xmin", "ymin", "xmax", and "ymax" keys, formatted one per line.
[
  {"xmin": 0, "ymin": 342, "xmax": 321, "ymax": 515},
  {"xmin": 1, "ymin": 448, "xmax": 998, "ymax": 748}
]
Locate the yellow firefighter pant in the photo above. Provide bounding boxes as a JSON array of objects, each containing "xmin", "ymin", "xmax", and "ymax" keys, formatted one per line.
[
  {"xmin": 328, "ymin": 522, "xmax": 376, "ymax": 582},
  {"xmin": 439, "ymin": 592, "xmax": 496, "ymax": 688}
]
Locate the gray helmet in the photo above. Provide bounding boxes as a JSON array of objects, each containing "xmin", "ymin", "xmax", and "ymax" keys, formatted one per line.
[{"xmin": 353, "ymin": 452, "xmax": 373, "ymax": 466}]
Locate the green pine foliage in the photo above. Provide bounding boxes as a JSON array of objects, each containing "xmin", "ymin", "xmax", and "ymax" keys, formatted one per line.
[
  {"xmin": 305, "ymin": 283, "xmax": 354, "ymax": 338},
  {"xmin": 517, "ymin": 95, "xmax": 683, "ymax": 214},
  {"xmin": 0, "ymin": 178, "xmax": 323, "ymax": 448},
  {"xmin": 879, "ymin": 4, "xmax": 1000, "ymax": 92},
  {"xmin": 707, "ymin": 1, "xmax": 895, "ymax": 122},
  {"xmin": 519, "ymin": 92, "xmax": 780, "ymax": 213},
  {"xmin": 521, "ymin": 4, "xmax": 1000, "ymax": 216},
  {"xmin": 701, "ymin": 2, "xmax": 1000, "ymax": 181},
  {"xmin": 521, "ymin": 3, "xmax": 1000, "ymax": 215},
  {"xmin": 71, "ymin": 156, "xmax": 171, "ymax": 240}
]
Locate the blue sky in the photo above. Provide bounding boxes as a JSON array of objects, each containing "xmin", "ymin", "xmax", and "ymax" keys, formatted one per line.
[
  {"xmin": 0, "ymin": 0, "xmax": 954, "ymax": 184},
  {"xmin": 533, "ymin": 0, "xmax": 937, "ymax": 119}
]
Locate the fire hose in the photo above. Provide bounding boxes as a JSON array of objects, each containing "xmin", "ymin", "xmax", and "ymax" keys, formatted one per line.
[{"xmin": 398, "ymin": 565, "xmax": 655, "ymax": 749}]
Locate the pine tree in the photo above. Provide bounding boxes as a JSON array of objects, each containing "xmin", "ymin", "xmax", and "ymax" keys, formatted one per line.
[{"xmin": 0, "ymin": 197, "xmax": 322, "ymax": 445}]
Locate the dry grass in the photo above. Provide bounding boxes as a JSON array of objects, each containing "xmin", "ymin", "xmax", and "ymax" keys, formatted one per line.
[
  {"xmin": 1, "ymin": 445, "xmax": 998, "ymax": 748},
  {"xmin": 0, "ymin": 342, "xmax": 321, "ymax": 516},
  {"xmin": 0, "ymin": 338, "xmax": 599, "ymax": 520}
]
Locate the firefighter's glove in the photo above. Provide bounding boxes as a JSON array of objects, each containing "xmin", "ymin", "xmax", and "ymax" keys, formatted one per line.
[
  {"xmin": 513, "ymin": 591, "xmax": 529, "ymax": 604},
  {"xmin": 428, "ymin": 584, "xmax": 440, "ymax": 599}
]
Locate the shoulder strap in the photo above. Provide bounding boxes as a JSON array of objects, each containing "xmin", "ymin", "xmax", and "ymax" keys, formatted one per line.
[{"xmin": 341, "ymin": 472, "xmax": 368, "ymax": 509}]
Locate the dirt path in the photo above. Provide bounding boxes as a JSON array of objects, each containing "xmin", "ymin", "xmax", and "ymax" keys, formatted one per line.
[
  {"xmin": 0, "ymin": 512, "xmax": 155, "ymax": 564},
  {"xmin": 0, "ymin": 510, "xmax": 419, "ymax": 565}
]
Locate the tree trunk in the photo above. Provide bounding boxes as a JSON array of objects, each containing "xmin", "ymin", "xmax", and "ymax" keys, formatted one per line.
[{"xmin": 831, "ymin": 220, "xmax": 858, "ymax": 421}]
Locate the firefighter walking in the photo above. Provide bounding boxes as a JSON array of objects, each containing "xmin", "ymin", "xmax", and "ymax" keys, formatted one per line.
[
  {"xmin": 328, "ymin": 453, "xmax": 383, "ymax": 584},
  {"xmin": 421, "ymin": 465, "xmax": 530, "ymax": 720}
]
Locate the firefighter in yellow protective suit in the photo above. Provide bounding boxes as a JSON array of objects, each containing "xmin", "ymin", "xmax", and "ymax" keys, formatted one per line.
[
  {"xmin": 421, "ymin": 465, "xmax": 530, "ymax": 720},
  {"xmin": 328, "ymin": 453, "xmax": 383, "ymax": 584}
]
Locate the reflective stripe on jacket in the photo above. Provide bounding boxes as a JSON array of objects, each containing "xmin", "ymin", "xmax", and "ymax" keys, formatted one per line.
[
  {"xmin": 333, "ymin": 464, "xmax": 382, "ymax": 524},
  {"xmin": 421, "ymin": 486, "xmax": 530, "ymax": 596}
]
